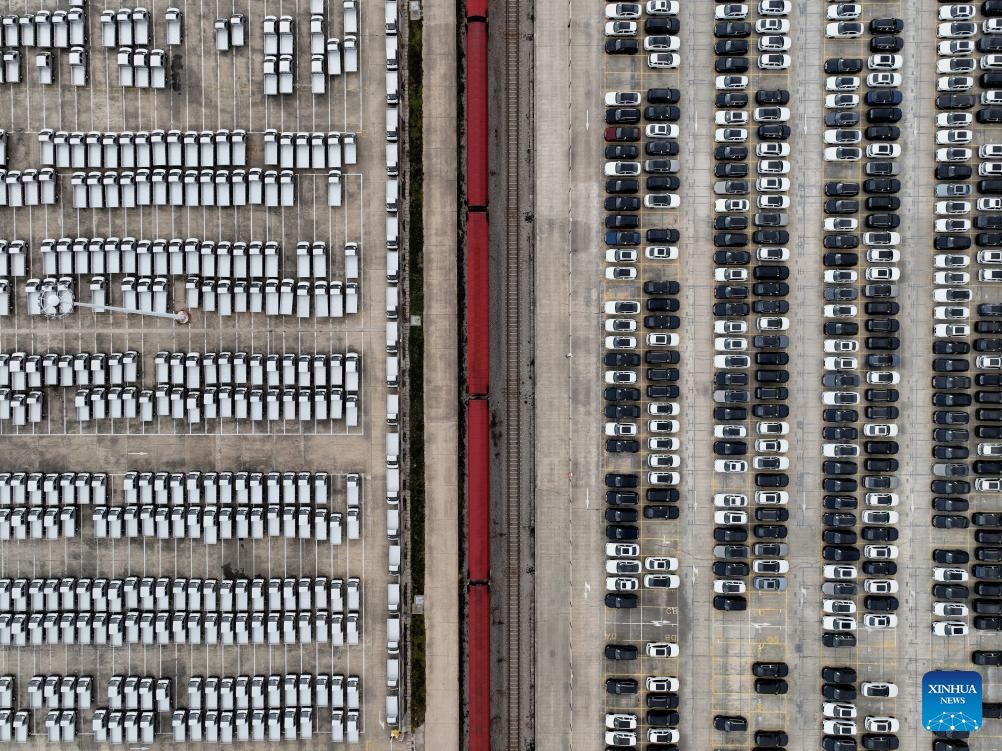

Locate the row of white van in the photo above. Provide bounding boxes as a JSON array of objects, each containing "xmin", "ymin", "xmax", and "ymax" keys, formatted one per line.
[
  {"xmin": 103, "ymin": 676, "xmax": 165, "ymax": 712},
  {"xmin": 310, "ymin": 41, "xmax": 354, "ymax": 92},
  {"xmin": 120, "ymin": 469, "xmax": 351, "ymax": 507},
  {"xmin": 0, "ymin": 580, "xmax": 360, "ymax": 616},
  {"xmin": 121, "ymin": 275, "xmax": 169, "ymax": 313},
  {"xmin": 101, "ymin": 708, "xmax": 344, "ymax": 747},
  {"xmin": 213, "ymin": 15, "xmax": 246, "ymax": 52},
  {"xmin": 92, "ymin": 709, "xmax": 157, "ymax": 745},
  {"xmin": 39, "ymin": 237, "xmax": 282, "ymax": 277},
  {"xmin": 169, "ymin": 707, "xmax": 357, "ymax": 745},
  {"xmin": 0, "ymin": 609, "xmax": 360, "ymax": 648},
  {"xmin": 154, "ymin": 351, "xmax": 360, "ymax": 391},
  {"xmin": 264, "ymin": 54, "xmax": 296, "ymax": 95},
  {"xmin": 44, "ymin": 275, "xmax": 170, "ymax": 315},
  {"xmin": 0, "ymin": 506, "xmax": 76, "ymax": 541},
  {"xmin": 0, "ymin": 240, "xmax": 26, "ymax": 276},
  {"xmin": 0, "ymin": 351, "xmax": 139, "ymax": 391},
  {"xmin": 70, "ymin": 169, "xmax": 296, "ymax": 209},
  {"xmin": 22, "ymin": 675, "xmax": 90, "ymax": 711},
  {"xmin": 2, "ymin": 48, "xmax": 87, "ymax": 86},
  {"xmin": 185, "ymin": 673, "xmax": 356, "ymax": 712},
  {"xmin": 70, "ymin": 385, "xmax": 361, "ymax": 426},
  {"xmin": 0, "ymin": 710, "xmax": 31, "ymax": 744},
  {"xmin": 0, "ymin": 8, "xmax": 85, "ymax": 50},
  {"xmin": 184, "ymin": 277, "xmax": 361, "ymax": 319},
  {"xmin": 263, "ymin": 16, "xmax": 297, "ymax": 57},
  {"xmin": 166, "ymin": 707, "xmax": 354, "ymax": 744},
  {"xmin": 383, "ymin": 4, "xmax": 399, "ymax": 124},
  {"xmin": 99, "ymin": 8, "xmax": 152, "ymax": 48},
  {"xmin": 263, "ymin": 130, "xmax": 357, "ymax": 169},
  {"xmin": 0, "ymin": 390, "xmax": 44, "ymax": 424},
  {"xmin": 35, "ymin": 235, "xmax": 355, "ymax": 282},
  {"xmin": 0, "ymin": 472, "xmax": 107, "ymax": 506},
  {"xmin": 40, "ymin": 129, "xmax": 249, "ymax": 169},
  {"xmin": 93, "ymin": 504, "xmax": 352, "ymax": 545},
  {"xmin": 0, "ymin": 169, "xmax": 58, "ymax": 206},
  {"xmin": 384, "ymin": 5, "xmax": 405, "ymax": 723},
  {"xmin": 43, "ymin": 710, "xmax": 78, "ymax": 743},
  {"xmin": 39, "ymin": 237, "xmax": 299, "ymax": 278},
  {"xmin": 0, "ymin": 576, "xmax": 359, "ymax": 616},
  {"xmin": 116, "ymin": 47, "xmax": 167, "ymax": 89},
  {"xmin": 305, "ymin": 14, "xmax": 353, "ymax": 93}
]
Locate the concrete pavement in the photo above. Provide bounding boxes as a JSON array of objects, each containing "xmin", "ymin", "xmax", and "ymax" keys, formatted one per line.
[{"xmin": 420, "ymin": 0, "xmax": 461, "ymax": 747}]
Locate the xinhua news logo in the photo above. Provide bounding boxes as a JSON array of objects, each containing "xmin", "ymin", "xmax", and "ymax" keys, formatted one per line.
[{"xmin": 923, "ymin": 670, "xmax": 983, "ymax": 733}]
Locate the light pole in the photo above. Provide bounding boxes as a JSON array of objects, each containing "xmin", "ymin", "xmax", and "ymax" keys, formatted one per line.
[{"xmin": 36, "ymin": 284, "xmax": 190, "ymax": 324}]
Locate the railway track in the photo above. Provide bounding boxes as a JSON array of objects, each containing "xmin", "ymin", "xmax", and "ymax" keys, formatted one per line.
[{"xmin": 502, "ymin": 0, "xmax": 525, "ymax": 743}]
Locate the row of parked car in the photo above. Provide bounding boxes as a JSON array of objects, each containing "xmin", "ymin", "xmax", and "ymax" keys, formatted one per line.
[
  {"xmin": 604, "ymin": 3, "xmax": 685, "ymax": 274},
  {"xmin": 818, "ymin": 13, "xmax": 907, "ymax": 655},
  {"xmin": 603, "ymin": 5, "xmax": 684, "ymax": 749},
  {"xmin": 605, "ymin": 0, "xmax": 684, "ymax": 70},
  {"xmin": 816, "ymin": 11, "xmax": 906, "ymax": 751},
  {"xmin": 709, "ymin": 3, "xmax": 795, "ymax": 749},
  {"xmin": 929, "ymin": 1, "xmax": 1002, "ymax": 651},
  {"xmin": 709, "ymin": 0, "xmax": 795, "ymax": 628}
]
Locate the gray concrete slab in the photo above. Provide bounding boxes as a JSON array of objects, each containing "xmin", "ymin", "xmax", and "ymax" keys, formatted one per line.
[{"xmin": 420, "ymin": 0, "xmax": 460, "ymax": 746}]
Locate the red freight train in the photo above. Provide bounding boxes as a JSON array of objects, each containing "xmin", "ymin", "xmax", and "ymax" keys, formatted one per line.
[{"xmin": 465, "ymin": 0, "xmax": 491, "ymax": 748}]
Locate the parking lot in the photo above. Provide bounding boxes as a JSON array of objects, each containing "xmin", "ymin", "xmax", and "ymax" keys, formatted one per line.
[
  {"xmin": 533, "ymin": 1, "xmax": 1002, "ymax": 750},
  {"xmin": 0, "ymin": 1, "xmax": 402, "ymax": 746},
  {"xmin": 600, "ymin": 4, "xmax": 686, "ymax": 745}
]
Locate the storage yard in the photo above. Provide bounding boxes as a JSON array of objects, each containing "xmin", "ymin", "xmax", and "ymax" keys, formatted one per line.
[
  {"xmin": 0, "ymin": 1, "xmax": 406, "ymax": 746},
  {"xmin": 522, "ymin": 1, "xmax": 1002, "ymax": 750}
]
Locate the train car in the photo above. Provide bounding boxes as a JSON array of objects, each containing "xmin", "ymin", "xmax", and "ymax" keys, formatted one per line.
[
  {"xmin": 467, "ymin": 584, "xmax": 491, "ymax": 751},
  {"xmin": 466, "ymin": 212, "xmax": 490, "ymax": 395},
  {"xmin": 467, "ymin": 399, "xmax": 490, "ymax": 580},
  {"xmin": 465, "ymin": 22, "xmax": 489, "ymax": 209}
]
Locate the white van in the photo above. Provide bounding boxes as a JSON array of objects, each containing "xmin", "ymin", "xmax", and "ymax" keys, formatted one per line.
[
  {"xmin": 386, "ymin": 70, "xmax": 399, "ymax": 105},
  {"xmin": 386, "ymin": 0, "xmax": 399, "ymax": 33},
  {"xmin": 386, "ymin": 142, "xmax": 399, "ymax": 177},
  {"xmin": 387, "ymin": 246, "xmax": 399, "ymax": 282},
  {"xmin": 386, "ymin": 467, "xmax": 400, "ymax": 503},
  {"xmin": 386, "ymin": 36, "xmax": 398, "ymax": 70},
  {"xmin": 386, "ymin": 617, "xmax": 400, "ymax": 654},
  {"xmin": 386, "ymin": 356, "xmax": 399, "ymax": 388},
  {"xmin": 386, "ymin": 695, "xmax": 399, "ymax": 727},
  {"xmin": 343, "ymin": 1, "xmax": 359, "ymax": 34},
  {"xmin": 386, "ymin": 106, "xmax": 399, "ymax": 142},
  {"xmin": 386, "ymin": 321, "xmax": 399, "ymax": 354},
  {"xmin": 386, "ymin": 658, "xmax": 399, "ymax": 689},
  {"xmin": 386, "ymin": 284, "xmax": 399, "ymax": 320},
  {"xmin": 386, "ymin": 178, "xmax": 398, "ymax": 212},
  {"xmin": 387, "ymin": 393, "xmax": 399, "ymax": 425}
]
